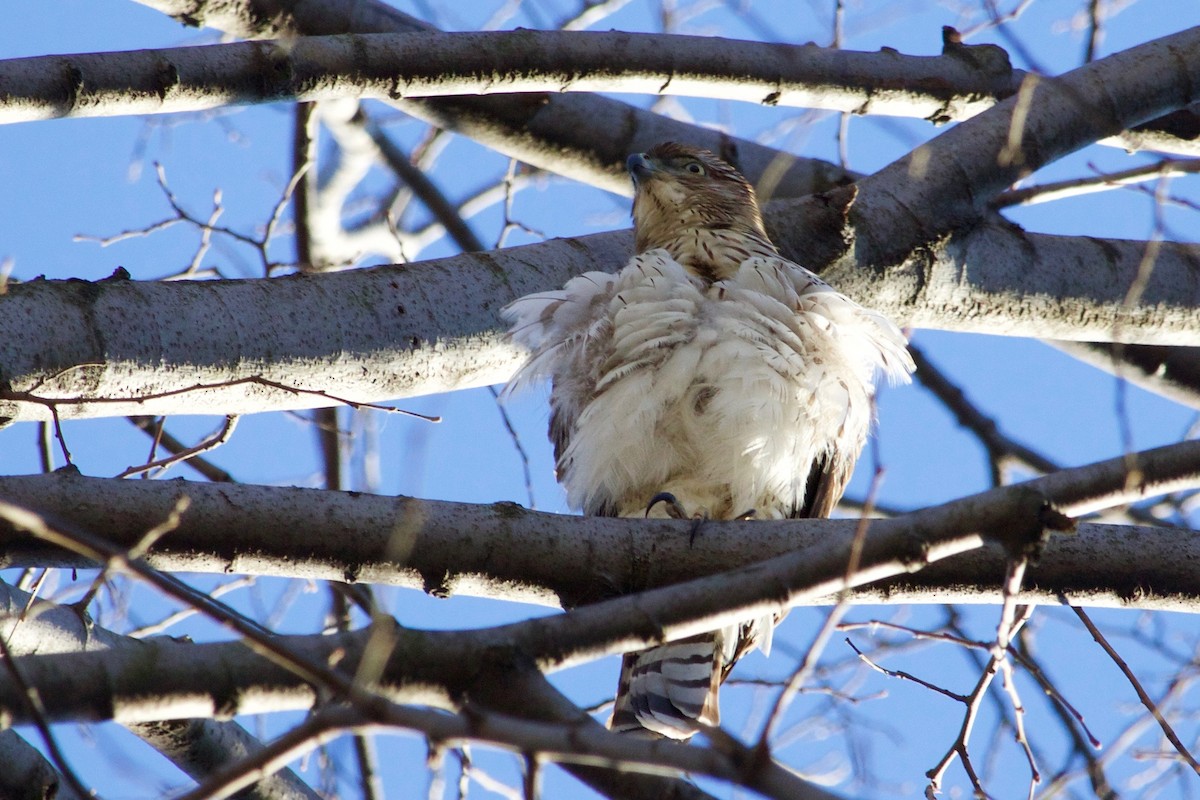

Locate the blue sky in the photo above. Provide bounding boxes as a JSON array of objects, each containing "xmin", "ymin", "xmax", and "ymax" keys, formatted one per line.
[{"xmin": 2, "ymin": 1, "xmax": 1199, "ymax": 798}]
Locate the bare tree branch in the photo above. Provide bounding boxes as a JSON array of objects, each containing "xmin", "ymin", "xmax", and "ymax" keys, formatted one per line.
[
  {"xmin": 0, "ymin": 577, "xmax": 324, "ymax": 799},
  {"xmin": 782, "ymin": 25, "xmax": 1200, "ymax": 274},
  {"xmin": 134, "ymin": 0, "xmax": 1200, "ymax": 159},
  {"xmin": 1070, "ymin": 605, "xmax": 1200, "ymax": 776},
  {"xmin": 110, "ymin": 0, "xmax": 883, "ymax": 197},
  {"xmin": 0, "ymin": 554, "xmax": 826, "ymax": 799},
  {"xmin": 1, "ymin": 16, "xmax": 1197, "ymax": 425},
  {"xmin": 0, "ymin": 32, "xmax": 1020, "ymax": 124},
  {"xmin": 0, "ymin": 728, "xmax": 85, "ymax": 800},
  {"xmin": 2, "ymin": 218, "xmax": 1197, "ymax": 425},
  {"xmin": 6, "ymin": 2, "xmax": 1198, "ymax": 796},
  {"xmin": 2, "ymin": 445, "xmax": 1200, "ymax": 610}
]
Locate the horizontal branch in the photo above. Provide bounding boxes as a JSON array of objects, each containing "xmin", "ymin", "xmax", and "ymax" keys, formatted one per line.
[
  {"xmin": 3, "ymin": 219, "xmax": 1198, "ymax": 423},
  {"xmin": 5, "ymin": 29, "xmax": 1197, "ymax": 159},
  {"xmin": 0, "ymin": 620, "xmax": 832, "ymax": 799},
  {"xmin": 3, "ymin": 440, "xmax": 1199, "ymax": 611},
  {"xmin": 0, "ymin": 32, "xmax": 1013, "ymax": 122},
  {"xmin": 0, "ymin": 549, "xmax": 800, "ymax": 800},
  {"xmin": 822, "ymin": 222, "xmax": 1200, "ymax": 344},
  {"xmin": 2, "ymin": 440, "xmax": 1198, "ymax": 729}
]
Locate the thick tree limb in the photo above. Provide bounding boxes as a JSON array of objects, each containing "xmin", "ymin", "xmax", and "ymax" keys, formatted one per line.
[
  {"xmin": 2, "ymin": 441, "xmax": 1198, "ymax": 612},
  {"xmin": 0, "ymin": 581, "xmax": 322, "ymax": 800},
  {"xmin": 146, "ymin": 0, "xmax": 1200, "ymax": 412},
  {"xmin": 3, "ymin": 22, "xmax": 1197, "ymax": 423},
  {"xmin": 779, "ymin": 24, "xmax": 1200, "ymax": 274},
  {"xmin": 2, "ymin": 220, "xmax": 1198, "ymax": 424},
  {"xmin": 1, "ymin": 440, "xmax": 1198, "ymax": 728},
  {"xmin": 143, "ymin": 0, "xmax": 1200, "ymax": 160},
  {"xmin": 133, "ymin": 0, "xmax": 1200, "ymax": 193},
  {"xmin": 2, "ymin": 12, "xmax": 1196, "ymax": 424},
  {"xmin": 218, "ymin": 0, "xmax": 847, "ymax": 198},
  {"xmin": 0, "ymin": 576, "xmax": 750, "ymax": 800},
  {"xmin": 0, "ymin": 561, "xmax": 817, "ymax": 800},
  {"xmin": 6, "ymin": 28, "xmax": 1196, "ymax": 156},
  {"xmin": 0, "ymin": 32, "xmax": 1017, "ymax": 124},
  {"xmin": 0, "ymin": 728, "xmax": 83, "ymax": 800}
]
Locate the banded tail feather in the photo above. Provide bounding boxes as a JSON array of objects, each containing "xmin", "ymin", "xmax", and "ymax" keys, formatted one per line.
[{"xmin": 609, "ymin": 632, "xmax": 726, "ymax": 739}]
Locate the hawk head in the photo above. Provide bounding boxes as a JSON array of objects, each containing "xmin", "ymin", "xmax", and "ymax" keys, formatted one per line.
[{"xmin": 627, "ymin": 142, "xmax": 772, "ymax": 262}]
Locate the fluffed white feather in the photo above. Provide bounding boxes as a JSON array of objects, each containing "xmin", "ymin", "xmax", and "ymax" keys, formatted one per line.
[{"xmin": 504, "ymin": 249, "xmax": 912, "ymax": 520}]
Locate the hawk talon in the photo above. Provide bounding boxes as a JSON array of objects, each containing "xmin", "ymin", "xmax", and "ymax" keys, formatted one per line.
[
  {"xmin": 645, "ymin": 492, "xmax": 708, "ymax": 546},
  {"xmin": 645, "ymin": 491, "xmax": 689, "ymax": 520},
  {"xmin": 734, "ymin": 509, "xmax": 757, "ymax": 521}
]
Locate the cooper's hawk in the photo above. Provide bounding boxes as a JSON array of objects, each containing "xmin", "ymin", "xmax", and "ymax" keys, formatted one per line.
[{"xmin": 503, "ymin": 142, "xmax": 913, "ymax": 739}]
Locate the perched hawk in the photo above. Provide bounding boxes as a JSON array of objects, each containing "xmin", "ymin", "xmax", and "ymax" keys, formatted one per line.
[{"xmin": 503, "ymin": 142, "xmax": 913, "ymax": 739}]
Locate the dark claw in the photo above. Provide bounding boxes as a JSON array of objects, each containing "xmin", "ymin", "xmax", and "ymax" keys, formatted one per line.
[
  {"xmin": 734, "ymin": 509, "xmax": 757, "ymax": 521},
  {"xmin": 645, "ymin": 492, "xmax": 709, "ymax": 546},
  {"xmin": 645, "ymin": 491, "xmax": 689, "ymax": 520}
]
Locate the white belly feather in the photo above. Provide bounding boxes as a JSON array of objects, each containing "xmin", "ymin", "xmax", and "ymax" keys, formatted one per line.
[{"xmin": 504, "ymin": 248, "xmax": 910, "ymax": 521}]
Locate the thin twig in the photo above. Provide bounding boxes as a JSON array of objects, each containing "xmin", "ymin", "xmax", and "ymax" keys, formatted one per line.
[
  {"xmin": 359, "ymin": 112, "xmax": 485, "ymax": 254},
  {"xmin": 115, "ymin": 416, "xmax": 239, "ymax": 480},
  {"xmin": 1084, "ymin": 0, "xmax": 1103, "ymax": 63},
  {"xmin": 924, "ymin": 606, "xmax": 1034, "ymax": 798},
  {"xmin": 995, "ymin": 561, "xmax": 1039, "ymax": 795},
  {"xmin": 995, "ymin": 158, "xmax": 1200, "ymax": 208},
  {"xmin": 127, "ymin": 417, "xmax": 234, "ymax": 483},
  {"xmin": 1070, "ymin": 605, "xmax": 1200, "ymax": 775},
  {"xmin": 840, "ymin": 618, "xmax": 1101, "ymax": 751},
  {"xmin": 910, "ymin": 344, "xmax": 1058, "ymax": 483},
  {"xmin": 9, "ymin": 373, "xmax": 440, "ymax": 423},
  {"xmin": 847, "ymin": 638, "xmax": 968, "ymax": 702},
  {"xmin": 127, "ymin": 576, "xmax": 257, "ymax": 638}
]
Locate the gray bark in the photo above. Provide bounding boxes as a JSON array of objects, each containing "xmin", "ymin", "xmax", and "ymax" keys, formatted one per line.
[
  {"xmin": 2, "ymin": 443, "xmax": 1198, "ymax": 611},
  {"xmin": 0, "ymin": 581, "xmax": 321, "ymax": 800},
  {"xmin": 3, "ymin": 221, "xmax": 1198, "ymax": 424},
  {"xmin": 0, "ymin": 730, "xmax": 82, "ymax": 800},
  {"xmin": 3, "ymin": 439, "xmax": 1199, "ymax": 724},
  {"xmin": 6, "ymin": 28, "xmax": 1197, "ymax": 155},
  {"xmin": 4, "ymin": 25, "xmax": 1198, "ymax": 423},
  {"xmin": 0, "ymin": 32, "xmax": 1021, "ymax": 124}
]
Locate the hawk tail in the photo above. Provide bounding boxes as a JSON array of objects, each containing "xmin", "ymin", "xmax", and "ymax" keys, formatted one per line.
[{"xmin": 609, "ymin": 633, "xmax": 723, "ymax": 740}]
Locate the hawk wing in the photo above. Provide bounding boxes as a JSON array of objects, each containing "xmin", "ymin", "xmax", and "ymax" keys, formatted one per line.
[
  {"xmin": 504, "ymin": 251, "xmax": 714, "ymax": 517},
  {"xmin": 503, "ymin": 268, "xmax": 619, "ymax": 493}
]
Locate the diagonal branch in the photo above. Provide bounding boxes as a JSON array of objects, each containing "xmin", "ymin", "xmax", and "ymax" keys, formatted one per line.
[
  {"xmin": 774, "ymin": 24, "xmax": 1200, "ymax": 275},
  {"xmin": 0, "ymin": 579, "xmax": 321, "ymax": 800}
]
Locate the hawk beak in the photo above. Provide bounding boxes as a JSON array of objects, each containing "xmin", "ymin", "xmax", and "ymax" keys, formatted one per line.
[{"xmin": 627, "ymin": 153, "xmax": 655, "ymax": 185}]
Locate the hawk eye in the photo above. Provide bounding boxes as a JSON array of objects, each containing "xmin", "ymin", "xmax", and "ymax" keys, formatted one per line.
[{"xmin": 684, "ymin": 162, "xmax": 705, "ymax": 175}]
